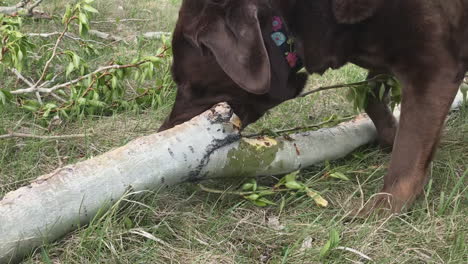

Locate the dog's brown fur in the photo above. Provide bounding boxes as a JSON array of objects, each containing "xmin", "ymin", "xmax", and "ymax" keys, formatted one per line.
[{"xmin": 160, "ymin": 0, "xmax": 468, "ymax": 214}]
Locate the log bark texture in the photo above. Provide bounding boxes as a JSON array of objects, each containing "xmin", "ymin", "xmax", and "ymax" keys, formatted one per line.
[{"xmin": 0, "ymin": 90, "xmax": 466, "ymax": 263}]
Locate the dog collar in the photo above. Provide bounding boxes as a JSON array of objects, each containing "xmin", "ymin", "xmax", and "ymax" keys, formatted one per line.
[{"xmin": 270, "ymin": 16, "xmax": 303, "ymax": 72}]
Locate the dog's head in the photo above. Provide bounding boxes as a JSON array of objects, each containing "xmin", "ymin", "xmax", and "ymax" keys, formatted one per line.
[{"xmin": 158, "ymin": 0, "xmax": 308, "ymax": 131}]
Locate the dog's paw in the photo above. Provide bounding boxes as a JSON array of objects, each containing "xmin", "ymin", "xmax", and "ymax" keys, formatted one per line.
[{"xmin": 349, "ymin": 191, "xmax": 412, "ymax": 219}]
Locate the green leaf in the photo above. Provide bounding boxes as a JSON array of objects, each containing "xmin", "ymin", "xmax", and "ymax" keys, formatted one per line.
[
  {"xmin": 244, "ymin": 194, "xmax": 260, "ymax": 201},
  {"xmin": 285, "ymin": 170, "xmax": 299, "ymax": 183},
  {"xmin": 60, "ymin": 110, "xmax": 70, "ymax": 119},
  {"xmin": 258, "ymin": 190, "xmax": 276, "ymax": 196},
  {"xmin": 45, "ymin": 73, "xmax": 54, "ymax": 81},
  {"xmin": 285, "ymin": 181, "xmax": 303, "ymax": 190},
  {"xmin": 72, "ymin": 53, "xmax": 81, "ymax": 68},
  {"xmin": 320, "ymin": 229, "xmax": 340, "ymax": 258},
  {"xmin": 251, "ymin": 200, "xmax": 267, "ymax": 207},
  {"xmin": 80, "ymin": 22, "xmax": 89, "ymax": 36},
  {"xmin": 22, "ymin": 100, "xmax": 41, "ymax": 112},
  {"xmin": 145, "ymin": 56, "xmax": 163, "ymax": 64},
  {"xmin": 461, "ymin": 84, "xmax": 468, "ymax": 104},
  {"xmin": 40, "ymin": 248, "xmax": 52, "ymax": 264},
  {"xmin": 78, "ymin": 13, "xmax": 88, "ymax": 26},
  {"xmin": 378, "ymin": 83, "xmax": 385, "ymax": 100},
  {"xmin": 82, "ymin": 4, "xmax": 99, "ymax": 14},
  {"xmin": 123, "ymin": 216, "xmax": 134, "ymax": 229},
  {"xmin": 66, "ymin": 62, "xmax": 75, "ymax": 77},
  {"xmin": 256, "ymin": 197, "xmax": 276, "ymax": 206},
  {"xmin": 242, "ymin": 183, "xmax": 254, "ymax": 191},
  {"xmin": 22, "ymin": 105, "xmax": 38, "ymax": 112},
  {"xmin": 43, "ymin": 108, "xmax": 51, "ymax": 118},
  {"xmin": 17, "ymin": 48, "xmax": 23, "ymax": 63},
  {"xmin": 242, "ymin": 179, "xmax": 257, "ymax": 191},
  {"xmin": 62, "ymin": 5, "xmax": 72, "ymax": 24},
  {"xmin": 320, "ymin": 240, "xmax": 332, "ymax": 258},
  {"xmin": 44, "ymin": 103, "xmax": 57, "ymax": 109},
  {"xmin": 77, "ymin": 98, "xmax": 87, "ymax": 105},
  {"xmin": 111, "ymin": 75, "xmax": 118, "ymax": 89},
  {"xmin": 0, "ymin": 90, "xmax": 6, "ymax": 105},
  {"xmin": 329, "ymin": 172, "xmax": 350, "ymax": 181},
  {"xmin": 89, "ymin": 100, "xmax": 105, "ymax": 107}
]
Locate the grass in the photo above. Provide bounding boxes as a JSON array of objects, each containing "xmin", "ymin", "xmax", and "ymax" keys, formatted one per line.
[{"xmin": 1, "ymin": 0, "xmax": 467, "ymax": 263}]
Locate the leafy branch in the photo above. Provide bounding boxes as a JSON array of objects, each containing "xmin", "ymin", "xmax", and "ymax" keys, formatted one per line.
[
  {"xmin": 0, "ymin": 0, "xmax": 175, "ymax": 120},
  {"xmin": 244, "ymin": 114, "xmax": 354, "ymax": 138},
  {"xmin": 199, "ymin": 171, "xmax": 330, "ymax": 208},
  {"xmin": 299, "ymin": 74, "xmax": 402, "ymax": 112}
]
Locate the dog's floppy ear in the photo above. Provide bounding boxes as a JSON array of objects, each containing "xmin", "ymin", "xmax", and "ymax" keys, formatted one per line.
[
  {"xmin": 332, "ymin": 0, "xmax": 384, "ymax": 24},
  {"xmin": 186, "ymin": 3, "xmax": 271, "ymax": 95}
]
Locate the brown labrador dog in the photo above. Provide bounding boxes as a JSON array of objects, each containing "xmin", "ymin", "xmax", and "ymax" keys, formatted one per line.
[{"xmin": 160, "ymin": 0, "xmax": 468, "ymax": 215}]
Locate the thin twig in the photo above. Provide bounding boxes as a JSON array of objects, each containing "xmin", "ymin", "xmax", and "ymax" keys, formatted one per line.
[
  {"xmin": 0, "ymin": 132, "xmax": 89, "ymax": 140},
  {"xmin": 49, "ymin": 92, "xmax": 67, "ymax": 103},
  {"xmin": 198, "ymin": 184, "xmax": 291, "ymax": 196},
  {"xmin": 27, "ymin": 32, "xmax": 105, "ymax": 45},
  {"xmin": 34, "ymin": 16, "xmax": 76, "ymax": 87},
  {"xmin": 10, "ymin": 68, "xmax": 34, "ymax": 87},
  {"xmin": 38, "ymin": 72, "xmax": 61, "ymax": 89},
  {"xmin": 17, "ymin": 0, "xmax": 32, "ymax": 8},
  {"xmin": 91, "ymin": 18, "xmax": 151, "ymax": 24},
  {"xmin": 12, "ymin": 116, "xmax": 26, "ymax": 131},
  {"xmin": 35, "ymin": 91, "xmax": 43, "ymax": 105},
  {"xmin": 298, "ymin": 75, "xmax": 389, "ymax": 98},
  {"xmin": 335, "ymin": 247, "xmax": 373, "ymax": 261},
  {"xmin": 26, "ymin": 0, "xmax": 43, "ymax": 14},
  {"xmin": 88, "ymin": 29, "xmax": 124, "ymax": 42},
  {"xmin": 55, "ymin": 140, "xmax": 63, "ymax": 167},
  {"xmin": 87, "ymin": 30, "xmax": 171, "ymax": 43},
  {"xmin": 244, "ymin": 116, "xmax": 354, "ymax": 138}
]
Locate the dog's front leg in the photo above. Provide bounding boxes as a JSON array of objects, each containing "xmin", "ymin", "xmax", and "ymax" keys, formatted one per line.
[
  {"xmin": 357, "ymin": 60, "xmax": 463, "ymax": 216},
  {"xmin": 364, "ymin": 71, "xmax": 398, "ymax": 149}
]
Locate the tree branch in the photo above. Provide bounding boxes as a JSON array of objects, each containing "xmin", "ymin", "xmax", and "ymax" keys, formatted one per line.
[
  {"xmin": 88, "ymin": 29, "xmax": 171, "ymax": 43},
  {"xmin": 298, "ymin": 75, "xmax": 389, "ymax": 98},
  {"xmin": 10, "ymin": 61, "xmax": 150, "ymax": 95},
  {"xmin": 10, "ymin": 68, "xmax": 34, "ymax": 87},
  {"xmin": 244, "ymin": 116, "xmax": 354, "ymax": 138},
  {"xmin": 26, "ymin": 32, "xmax": 105, "ymax": 45},
  {"xmin": 34, "ymin": 16, "xmax": 76, "ymax": 88},
  {"xmin": 0, "ymin": 132, "xmax": 89, "ymax": 140},
  {"xmin": 27, "ymin": 0, "xmax": 43, "ymax": 14},
  {"xmin": 0, "ymin": 0, "xmax": 45, "ymax": 17},
  {"xmin": 91, "ymin": 18, "xmax": 151, "ymax": 24}
]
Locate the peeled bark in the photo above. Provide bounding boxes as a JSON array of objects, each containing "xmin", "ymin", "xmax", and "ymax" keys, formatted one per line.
[{"xmin": 0, "ymin": 90, "xmax": 466, "ymax": 263}]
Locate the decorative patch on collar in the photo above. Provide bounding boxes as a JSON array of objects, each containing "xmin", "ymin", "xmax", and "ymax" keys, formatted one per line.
[{"xmin": 270, "ymin": 16, "xmax": 303, "ymax": 72}]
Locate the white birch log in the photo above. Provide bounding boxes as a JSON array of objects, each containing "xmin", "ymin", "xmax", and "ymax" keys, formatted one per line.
[{"xmin": 0, "ymin": 90, "xmax": 465, "ymax": 263}]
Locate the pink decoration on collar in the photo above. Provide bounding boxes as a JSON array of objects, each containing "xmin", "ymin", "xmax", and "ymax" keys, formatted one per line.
[
  {"xmin": 286, "ymin": 52, "xmax": 298, "ymax": 68},
  {"xmin": 272, "ymin": 16, "xmax": 283, "ymax": 31}
]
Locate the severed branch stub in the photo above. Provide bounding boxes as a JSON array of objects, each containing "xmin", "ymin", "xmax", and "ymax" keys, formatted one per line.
[{"xmin": 0, "ymin": 90, "xmax": 466, "ymax": 263}]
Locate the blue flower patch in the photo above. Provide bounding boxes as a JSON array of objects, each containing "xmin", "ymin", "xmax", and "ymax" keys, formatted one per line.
[{"xmin": 271, "ymin": 32, "xmax": 286, "ymax": 47}]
